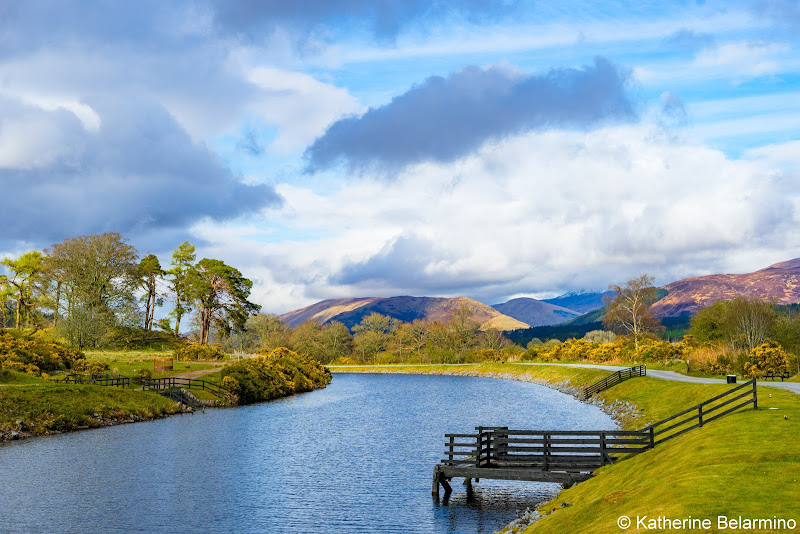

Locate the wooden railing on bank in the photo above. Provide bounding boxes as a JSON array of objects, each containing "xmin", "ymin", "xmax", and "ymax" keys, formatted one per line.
[
  {"xmin": 52, "ymin": 374, "xmax": 130, "ymax": 388},
  {"xmin": 433, "ymin": 379, "xmax": 758, "ymax": 496},
  {"xmin": 141, "ymin": 377, "xmax": 228, "ymax": 399},
  {"xmin": 582, "ymin": 365, "xmax": 646, "ymax": 400},
  {"xmin": 643, "ymin": 378, "xmax": 757, "ymax": 446}
]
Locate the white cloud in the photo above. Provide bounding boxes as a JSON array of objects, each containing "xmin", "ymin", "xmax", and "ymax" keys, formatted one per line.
[
  {"xmin": 187, "ymin": 124, "xmax": 800, "ymax": 313},
  {"xmin": 693, "ymin": 41, "xmax": 787, "ymax": 79},
  {"xmin": 246, "ymin": 67, "xmax": 361, "ymax": 154}
]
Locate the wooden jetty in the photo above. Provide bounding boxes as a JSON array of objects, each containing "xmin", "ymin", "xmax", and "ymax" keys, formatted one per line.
[{"xmin": 433, "ymin": 378, "xmax": 757, "ymax": 497}]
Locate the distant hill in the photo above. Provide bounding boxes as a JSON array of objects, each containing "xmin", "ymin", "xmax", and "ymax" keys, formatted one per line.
[
  {"xmin": 280, "ymin": 296, "xmax": 529, "ymax": 331},
  {"xmin": 650, "ymin": 258, "xmax": 800, "ymax": 317},
  {"xmin": 542, "ymin": 291, "xmax": 613, "ymax": 314},
  {"xmin": 491, "ymin": 298, "xmax": 581, "ymax": 327}
]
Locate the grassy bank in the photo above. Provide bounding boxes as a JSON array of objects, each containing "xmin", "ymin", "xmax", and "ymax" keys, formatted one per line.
[
  {"xmin": 0, "ymin": 370, "xmax": 181, "ymax": 440},
  {"xmin": 333, "ymin": 363, "xmax": 799, "ymax": 534}
]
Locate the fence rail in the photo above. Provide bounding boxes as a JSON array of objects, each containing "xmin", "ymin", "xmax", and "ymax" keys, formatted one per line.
[
  {"xmin": 643, "ymin": 378, "xmax": 757, "ymax": 446},
  {"xmin": 141, "ymin": 376, "xmax": 228, "ymax": 399},
  {"xmin": 582, "ymin": 365, "xmax": 646, "ymax": 399},
  {"xmin": 51, "ymin": 374, "xmax": 130, "ymax": 388}
]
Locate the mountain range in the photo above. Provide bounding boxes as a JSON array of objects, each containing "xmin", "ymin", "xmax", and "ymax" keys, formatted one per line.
[{"xmin": 279, "ymin": 257, "xmax": 800, "ymax": 330}]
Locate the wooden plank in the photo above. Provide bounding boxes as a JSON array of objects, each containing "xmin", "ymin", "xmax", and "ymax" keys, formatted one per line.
[{"xmin": 438, "ymin": 466, "xmax": 594, "ymax": 484}]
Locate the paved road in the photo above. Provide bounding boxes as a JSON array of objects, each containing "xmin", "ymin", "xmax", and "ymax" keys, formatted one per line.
[{"xmin": 514, "ymin": 362, "xmax": 800, "ymax": 394}]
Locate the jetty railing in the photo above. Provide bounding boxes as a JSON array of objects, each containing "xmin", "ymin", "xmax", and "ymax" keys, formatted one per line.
[
  {"xmin": 141, "ymin": 376, "xmax": 228, "ymax": 399},
  {"xmin": 52, "ymin": 373, "xmax": 130, "ymax": 388},
  {"xmin": 443, "ymin": 427, "xmax": 650, "ymax": 473},
  {"xmin": 582, "ymin": 365, "xmax": 646, "ymax": 400}
]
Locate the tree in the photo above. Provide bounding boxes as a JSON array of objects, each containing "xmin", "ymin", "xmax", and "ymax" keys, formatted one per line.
[
  {"xmin": 167, "ymin": 241, "xmax": 196, "ymax": 336},
  {"xmin": 352, "ymin": 313, "xmax": 397, "ymax": 362},
  {"xmin": 603, "ymin": 274, "xmax": 661, "ymax": 353},
  {"xmin": 45, "ymin": 233, "xmax": 139, "ymax": 349},
  {"xmin": 185, "ymin": 258, "xmax": 260, "ymax": 345},
  {"xmin": 137, "ymin": 254, "xmax": 163, "ymax": 331},
  {"xmin": 689, "ymin": 297, "xmax": 777, "ymax": 353},
  {"xmin": 1, "ymin": 251, "xmax": 46, "ymax": 328}
]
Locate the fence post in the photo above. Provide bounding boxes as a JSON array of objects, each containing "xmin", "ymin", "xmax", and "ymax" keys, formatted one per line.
[
  {"xmin": 448, "ymin": 436, "xmax": 454, "ymax": 465},
  {"xmin": 649, "ymin": 427, "xmax": 655, "ymax": 449},
  {"xmin": 476, "ymin": 427, "xmax": 483, "ymax": 468},
  {"xmin": 600, "ymin": 432, "xmax": 607, "ymax": 465},
  {"xmin": 543, "ymin": 433, "xmax": 549, "ymax": 471},
  {"xmin": 698, "ymin": 405, "xmax": 703, "ymax": 427},
  {"xmin": 752, "ymin": 380, "xmax": 757, "ymax": 410}
]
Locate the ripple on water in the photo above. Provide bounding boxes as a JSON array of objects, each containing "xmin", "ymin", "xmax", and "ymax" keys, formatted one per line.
[{"xmin": 0, "ymin": 373, "xmax": 615, "ymax": 533}]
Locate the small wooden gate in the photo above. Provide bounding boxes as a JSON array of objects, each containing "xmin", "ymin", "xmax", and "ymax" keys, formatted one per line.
[{"xmin": 153, "ymin": 357, "xmax": 174, "ymax": 371}]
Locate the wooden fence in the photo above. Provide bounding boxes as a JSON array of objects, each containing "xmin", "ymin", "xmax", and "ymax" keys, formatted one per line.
[
  {"xmin": 643, "ymin": 378, "xmax": 757, "ymax": 446},
  {"xmin": 52, "ymin": 374, "xmax": 130, "ymax": 388},
  {"xmin": 582, "ymin": 365, "xmax": 646, "ymax": 400},
  {"xmin": 443, "ymin": 427, "xmax": 650, "ymax": 473},
  {"xmin": 141, "ymin": 376, "xmax": 228, "ymax": 399},
  {"xmin": 438, "ymin": 379, "xmax": 758, "ymax": 480}
]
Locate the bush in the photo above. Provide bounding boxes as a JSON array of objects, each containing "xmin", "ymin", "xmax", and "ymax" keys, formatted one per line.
[
  {"xmin": 743, "ymin": 341, "xmax": 790, "ymax": 379},
  {"xmin": 220, "ymin": 347, "xmax": 331, "ymax": 404},
  {"xmin": 174, "ymin": 344, "xmax": 226, "ymax": 361},
  {"xmin": 0, "ymin": 329, "xmax": 88, "ymax": 376}
]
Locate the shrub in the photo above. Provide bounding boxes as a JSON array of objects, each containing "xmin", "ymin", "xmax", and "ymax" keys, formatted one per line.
[
  {"xmin": 220, "ymin": 347, "xmax": 331, "ymax": 404},
  {"xmin": 743, "ymin": 341, "xmax": 790, "ymax": 379},
  {"xmin": 0, "ymin": 330, "xmax": 88, "ymax": 376}
]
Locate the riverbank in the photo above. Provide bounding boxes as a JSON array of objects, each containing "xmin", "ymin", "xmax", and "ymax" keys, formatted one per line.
[
  {"xmin": 0, "ymin": 376, "xmax": 183, "ymax": 442},
  {"xmin": 332, "ymin": 363, "xmax": 800, "ymax": 534}
]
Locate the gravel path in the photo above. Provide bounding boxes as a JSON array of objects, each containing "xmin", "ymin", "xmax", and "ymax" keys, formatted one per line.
[{"xmin": 513, "ymin": 362, "xmax": 800, "ymax": 394}]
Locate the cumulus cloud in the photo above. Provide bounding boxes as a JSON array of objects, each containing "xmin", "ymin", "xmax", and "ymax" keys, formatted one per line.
[
  {"xmin": 0, "ymin": 95, "xmax": 280, "ymax": 250},
  {"xmin": 305, "ymin": 57, "xmax": 636, "ymax": 173},
  {"xmin": 194, "ymin": 125, "xmax": 800, "ymax": 313}
]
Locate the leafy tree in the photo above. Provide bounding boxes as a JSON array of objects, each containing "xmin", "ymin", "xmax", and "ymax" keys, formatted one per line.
[
  {"xmin": 0, "ymin": 251, "xmax": 46, "ymax": 328},
  {"xmin": 318, "ymin": 321, "xmax": 353, "ymax": 363},
  {"xmin": 352, "ymin": 313, "xmax": 397, "ymax": 362},
  {"xmin": 689, "ymin": 297, "xmax": 777, "ymax": 353},
  {"xmin": 186, "ymin": 258, "xmax": 260, "ymax": 344},
  {"xmin": 137, "ymin": 254, "xmax": 163, "ymax": 331},
  {"xmin": 45, "ymin": 233, "xmax": 139, "ymax": 349},
  {"xmin": 167, "ymin": 241, "xmax": 196, "ymax": 336},
  {"xmin": 602, "ymin": 274, "xmax": 662, "ymax": 353}
]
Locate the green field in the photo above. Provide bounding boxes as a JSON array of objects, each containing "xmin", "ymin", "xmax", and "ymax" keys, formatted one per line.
[{"xmin": 333, "ymin": 363, "xmax": 800, "ymax": 534}]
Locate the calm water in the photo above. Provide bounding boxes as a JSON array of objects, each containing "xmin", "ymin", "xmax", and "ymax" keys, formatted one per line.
[{"xmin": 0, "ymin": 373, "xmax": 615, "ymax": 533}]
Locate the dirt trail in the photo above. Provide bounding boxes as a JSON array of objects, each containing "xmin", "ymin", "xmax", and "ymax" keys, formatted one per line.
[{"xmin": 172, "ymin": 364, "xmax": 228, "ymax": 380}]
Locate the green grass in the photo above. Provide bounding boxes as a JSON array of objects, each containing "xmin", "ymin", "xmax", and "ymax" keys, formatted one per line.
[
  {"xmin": 337, "ymin": 363, "xmax": 800, "ymax": 534},
  {"xmin": 0, "ymin": 383, "xmax": 181, "ymax": 436},
  {"xmin": 0, "ymin": 369, "xmax": 48, "ymax": 385},
  {"xmin": 78, "ymin": 350, "xmax": 221, "ymax": 379}
]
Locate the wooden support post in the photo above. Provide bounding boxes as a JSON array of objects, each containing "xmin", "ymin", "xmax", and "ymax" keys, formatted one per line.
[
  {"xmin": 448, "ymin": 436, "xmax": 454, "ymax": 465},
  {"xmin": 698, "ymin": 405, "xmax": 703, "ymax": 427},
  {"xmin": 600, "ymin": 432, "xmax": 607, "ymax": 466},
  {"xmin": 753, "ymin": 380, "xmax": 758, "ymax": 410},
  {"xmin": 432, "ymin": 466, "xmax": 440, "ymax": 497},
  {"xmin": 649, "ymin": 427, "xmax": 655, "ymax": 449}
]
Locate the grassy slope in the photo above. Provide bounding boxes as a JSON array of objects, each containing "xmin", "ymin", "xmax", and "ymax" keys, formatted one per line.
[
  {"xmin": 0, "ymin": 371, "xmax": 180, "ymax": 436},
  {"xmin": 333, "ymin": 364, "xmax": 800, "ymax": 534}
]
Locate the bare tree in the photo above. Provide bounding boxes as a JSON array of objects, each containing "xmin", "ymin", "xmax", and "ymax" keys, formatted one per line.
[{"xmin": 603, "ymin": 274, "xmax": 662, "ymax": 354}]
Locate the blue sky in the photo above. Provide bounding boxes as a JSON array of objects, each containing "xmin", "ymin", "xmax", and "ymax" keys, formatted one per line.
[{"xmin": 1, "ymin": 0, "xmax": 800, "ymax": 313}]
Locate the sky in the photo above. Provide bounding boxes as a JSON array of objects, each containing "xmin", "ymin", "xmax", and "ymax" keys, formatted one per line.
[{"xmin": 1, "ymin": 0, "xmax": 800, "ymax": 314}]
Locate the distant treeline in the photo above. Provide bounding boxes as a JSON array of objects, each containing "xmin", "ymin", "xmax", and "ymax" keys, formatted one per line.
[{"xmin": 507, "ymin": 316, "xmax": 692, "ymax": 346}]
